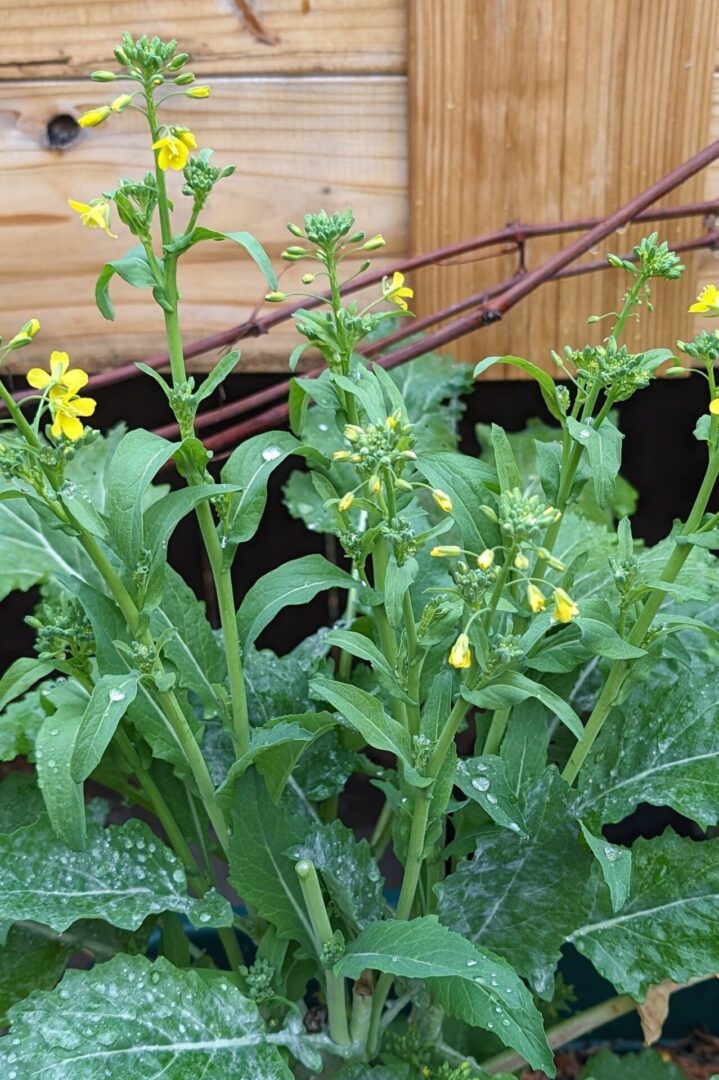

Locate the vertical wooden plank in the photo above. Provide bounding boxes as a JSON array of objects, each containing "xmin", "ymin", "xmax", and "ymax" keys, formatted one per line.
[{"xmin": 409, "ymin": 0, "xmax": 719, "ymax": 373}]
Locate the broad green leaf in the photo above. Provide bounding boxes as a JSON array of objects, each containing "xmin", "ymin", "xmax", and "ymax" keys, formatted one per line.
[
  {"xmin": 142, "ymin": 482, "xmax": 241, "ymax": 573},
  {"xmin": 578, "ymin": 665, "xmax": 719, "ymax": 830},
  {"xmin": 570, "ymin": 830, "xmax": 719, "ymax": 999},
  {"xmin": 0, "ymin": 954, "xmax": 294, "ymax": 1079},
  {"xmin": 243, "ymin": 639, "xmax": 332, "ymax": 727},
  {"xmin": 490, "ymin": 423, "xmax": 522, "ymax": 492},
  {"xmin": 421, "ymin": 670, "xmax": 454, "ymax": 741},
  {"xmin": 228, "ymin": 771, "xmax": 315, "ymax": 954},
  {"xmin": 437, "ymin": 769, "xmax": 593, "ymax": 997},
  {"xmin": 95, "ymin": 245, "xmax": 163, "ymax": 321},
  {"xmin": 579, "ymin": 1049, "xmax": 685, "ymax": 1080},
  {"xmin": 579, "ymin": 822, "xmax": 632, "ymax": 913},
  {"xmin": 463, "ymin": 672, "xmax": 584, "ymax": 741},
  {"xmin": 0, "ymin": 922, "xmax": 71, "ymax": 1025},
  {"xmin": 335, "ymin": 916, "xmax": 553, "ymax": 1075},
  {"xmin": 70, "ymin": 674, "xmax": 138, "ymax": 782},
  {"xmin": 335, "ymin": 1066, "xmax": 413, "ymax": 1079},
  {"xmin": 237, "ymin": 554, "xmax": 362, "ymax": 649},
  {"xmin": 0, "ymin": 687, "xmax": 47, "ymax": 762},
  {"xmin": 681, "ymin": 527, "xmax": 719, "ymax": 550},
  {"xmin": 36, "ymin": 699, "xmax": 87, "ymax": 850},
  {"xmin": 106, "ymin": 430, "xmax": 179, "ymax": 566},
  {"xmin": 220, "ymin": 431, "xmax": 304, "ymax": 560},
  {"xmin": 0, "ymin": 815, "xmax": 233, "ymax": 933},
  {"xmin": 454, "ymin": 755, "xmax": 527, "ymax": 836},
  {"xmin": 0, "ymin": 657, "xmax": 54, "ymax": 711},
  {"xmin": 0, "ymin": 772, "xmax": 45, "ymax": 836},
  {"xmin": 294, "ymin": 731, "xmax": 357, "ymax": 801},
  {"xmin": 287, "ymin": 819, "xmax": 385, "ymax": 932},
  {"xmin": 384, "ymin": 555, "xmax": 418, "ymax": 628},
  {"xmin": 166, "ymin": 227, "xmax": 277, "ymax": 288},
  {"xmin": 500, "ymin": 698, "xmax": 550, "ymax": 797},
  {"xmin": 218, "ymin": 712, "xmax": 336, "ymax": 804},
  {"xmin": 310, "ymin": 677, "xmax": 429, "ymax": 787},
  {"xmin": 389, "ymin": 352, "xmax": 473, "ymax": 452},
  {"xmin": 474, "ymin": 355, "xmax": 563, "ymax": 421},
  {"xmin": 567, "ymin": 417, "xmax": 624, "ymax": 510},
  {"xmin": 413, "ymin": 451, "xmax": 500, "ymax": 553},
  {"xmin": 195, "ymin": 349, "xmax": 242, "ymax": 404},
  {"xmin": 0, "ymin": 496, "xmax": 96, "ymax": 602},
  {"xmin": 325, "ymin": 628, "xmax": 412, "ymax": 702}
]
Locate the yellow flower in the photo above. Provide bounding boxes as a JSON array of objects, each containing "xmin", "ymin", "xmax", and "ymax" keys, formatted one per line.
[
  {"xmin": 448, "ymin": 633, "xmax": 472, "ymax": 670},
  {"xmin": 68, "ymin": 198, "xmax": 117, "ymax": 239},
  {"xmin": 514, "ymin": 553, "xmax": 530, "ymax": 571},
  {"xmin": 48, "ymin": 385, "xmax": 96, "ymax": 441},
  {"xmin": 552, "ymin": 587, "xmax": 579, "ymax": 624},
  {"xmin": 382, "ymin": 271, "xmax": 414, "ymax": 312},
  {"xmin": 368, "ymin": 475, "xmax": 382, "ymax": 495},
  {"xmin": 186, "ymin": 86, "xmax": 211, "ymax": 99},
  {"xmin": 152, "ymin": 129, "xmax": 197, "ymax": 171},
  {"xmin": 78, "ymin": 106, "xmax": 111, "ymax": 128},
  {"xmin": 333, "ymin": 450, "xmax": 352, "ymax": 462},
  {"xmin": 110, "ymin": 94, "xmax": 133, "ymax": 113},
  {"xmin": 689, "ymin": 284, "xmax": 719, "ymax": 315},
  {"xmin": 338, "ymin": 492, "xmax": 354, "ymax": 512},
  {"xmin": 710, "ymin": 398, "xmax": 719, "ymax": 416},
  {"xmin": 432, "ymin": 488, "xmax": 453, "ymax": 513},
  {"xmin": 27, "ymin": 351, "xmax": 86, "ymax": 394},
  {"xmin": 431, "ymin": 545, "xmax": 462, "ymax": 557},
  {"xmin": 477, "ymin": 549, "xmax": 495, "ymax": 570},
  {"xmin": 527, "ymin": 583, "xmax": 546, "ymax": 613},
  {"xmin": 363, "ymin": 234, "xmax": 386, "ymax": 251},
  {"xmin": 7, "ymin": 319, "xmax": 41, "ymax": 349}
]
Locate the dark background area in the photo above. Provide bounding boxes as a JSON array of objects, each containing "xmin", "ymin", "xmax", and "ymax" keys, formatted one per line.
[{"xmin": 0, "ymin": 368, "xmax": 715, "ymax": 670}]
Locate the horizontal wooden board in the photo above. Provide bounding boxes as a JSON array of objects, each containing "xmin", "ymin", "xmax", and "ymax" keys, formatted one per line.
[
  {"xmin": 0, "ymin": 76, "xmax": 408, "ymax": 371},
  {"xmin": 0, "ymin": 0, "xmax": 406, "ymax": 78},
  {"xmin": 410, "ymin": 0, "xmax": 719, "ymax": 373}
]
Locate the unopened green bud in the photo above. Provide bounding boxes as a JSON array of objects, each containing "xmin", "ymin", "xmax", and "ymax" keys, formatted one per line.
[
  {"xmin": 166, "ymin": 52, "xmax": 190, "ymax": 71},
  {"xmin": 348, "ymin": 231, "xmax": 365, "ymax": 243},
  {"xmin": 114, "ymin": 46, "xmax": 131, "ymax": 66},
  {"xmin": 287, "ymin": 222, "xmax": 305, "ymax": 238},
  {"xmin": 264, "ymin": 291, "xmax": 286, "ymax": 303},
  {"xmin": 285, "ymin": 246, "xmax": 307, "ymax": 257},
  {"xmin": 363, "ymin": 234, "xmax": 386, "ymax": 251},
  {"xmin": 90, "ymin": 70, "xmax": 118, "ymax": 82},
  {"xmin": 174, "ymin": 72, "xmax": 196, "ymax": 85},
  {"xmin": 606, "ymin": 253, "xmax": 624, "ymax": 269},
  {"xmin": 480, "ymin": 504, "xmax": 498, "ymax": 523},
  {"xmin": 301, "ymin": 273, "xmax": 315, "ymax": 284}
]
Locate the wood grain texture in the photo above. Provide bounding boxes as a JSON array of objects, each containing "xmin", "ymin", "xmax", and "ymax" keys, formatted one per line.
[
  {"xmin": 410, "ymin": 0, "xmax": 719, "ymax": 374},
  {"xmin": 0, "ymin": 0, "xmax": 406, "ymax": 77},
  {"xmin": 0, "ymin": 77, "xmax": 407, "ymax": 371}
]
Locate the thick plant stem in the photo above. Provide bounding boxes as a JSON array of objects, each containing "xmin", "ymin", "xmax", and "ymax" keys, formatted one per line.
[
  {"xmin": 402, "ymin": 591, "xmax": 421, "ymax": 737},
  {"xmin": 563, "ymin": 447, "xmax": 719, "ymax": 784},
  {"xmin": 295, "ymin": 860, "xmax": 351, "ymax": 1046},
  {"xmin": 482, "ymin": 705, "xmax": 511, "ymax": 756}
]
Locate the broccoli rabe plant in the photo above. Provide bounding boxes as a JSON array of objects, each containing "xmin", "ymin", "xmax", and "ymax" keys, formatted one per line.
[{"xmin": 1, "ymin": 33, "xmax": 719, "ymax": 1080}]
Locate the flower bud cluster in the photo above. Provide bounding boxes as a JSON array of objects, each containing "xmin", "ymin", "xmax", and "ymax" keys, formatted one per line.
[
  {"xmin": 239, "ymin": 958, "xmax": 276, "ymax": 1005},
  {"xmin": 182, "ymin": 149, "xmax": 236, "ymax": 209},
  {"xmin": 562, "ymin": 341, "xmax": 655, "ymax": 401},
  {"xmin": 113, "ymin": 174, "xmax": 158, "ymax": 237},
  {"xmin": 27, "ymin": 591, "xmax": 94, "ymax": 667},
  {"xmin": 452, "ymin": 560, "xmax": 497, "ymax": 607},
  {"xmin": 333, "ymin": 414, "xmax": 416, "ymax": 489},
  {"xmin": 498, "ymin": 487, "xmax": 560, "ymax": 545}
]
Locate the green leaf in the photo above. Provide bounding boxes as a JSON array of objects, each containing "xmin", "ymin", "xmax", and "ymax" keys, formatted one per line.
[
  {"xmin": 463, "ymin": 672, "xmax": 584, "ymax": 741},
  {"xmin": 413, "ymin": 451, "xmax": 500, "ymax": 553},
  {"xmin": 325, "ymin": 628, "xmax": 413, "ymax": 703},
  {"xmin": 36, "ymin": 698, "xmax": 87, "ymax": 850},
  {"xmin": 335, "ymin": 916, "xmax": 553, "ymax": 1075},
  {"xmin": 500, "ymin": 698, "xmax": 550, "ymax": 797},
  {"xmin": 70, "ymin": 674, "xmax": 139, "ymax": 782},
  {"xmin": 384, "ymin": 555, "xmax": 418, "ymax": 628},
  {"xmin": 437, "ymin": 768, "xmax": 593, "ymax": 997},
  {"xmin": 166, "ymin": 227, "xmax": 278, "ymax": 288},
  {"xmin": 220, "ymin": 431, "xmax": 305, "ymax": 560},
  {"xmin": 237, "ymin": 554, "xmax": 364, "ymax": 649},
  {"xmin": 454, "ymin": 755, "xmax": 527, "ymax": 836},
  {"xmin": 228, "ymin": 771, "xmax": 316, "ymax": 954},
  {"xmin": 579, "ymin": 1049, "xmax": 685, "ymax": 1080},
  {"xmin": 0, "ymin": 657, "xmax": 55, "ymax": 712},
  {"xmin": 0, "ymin": 815, "xmax": 233, "ymax": 933},
  {"xmin": 335, "ymin": 1067, "xmax": 413, "ymax": 1079},
  {"xmin": 195, "ymin": 349, "xmax": 242, "ymax": 404},
  {"xmin": 578, "ymin": 665, "xmax": 719, "ymax": 830},
  {"xmin": 95, "ymin": 245, "xmax": 163, "ymax": 321},
  {"xmin": 490, "ymin": 423, "xmax": 522, "ymax": 492},
  {"xmin": 287, "ymin": 819, "xmax": 385, "ymax": 932},
  {"xmin": 571, "ymin": 831, "xmax": 719, "ymax": 998},
  {"xmin": 0, "ymin": 772, "xmax": 45, "ymax": 836},
  {"xmin": 0, "ymin": 496, "xmax": 96, "ymax": 602},
  {"xmin": 310, "ymin": 677, "xmax": 429, "ymax": 787},
  {"xmin": 681, "ymin": 526, "xmax": 719, "ymax": 550},
  {"xmin": 0, "ymin": 954, "xmax": 294, "ymax": 1079},
  {"xmin": 106, "ymin": 430, "xmax": 179, "ymax": 566},
  {"xmin": 0, "ymin": 922, "xmax": 72, "ymax": 1025},
  {"xmin": 0, "ymin": 688, "xmax": 47, "ymax": 762},
  {"xmin": 474, "ymin": 355, "xmax": 563, "ymax": 421},
  {"xmin": 567, "ymin": 417, "xmax": 624, "ymax": 510},
  {"xmin": 579, "ymin": 822, "xmax": 632, "ymax": 913},
  {"xmin": 142, "ymin": 482, "xmax": 242, "ymax": 577}
]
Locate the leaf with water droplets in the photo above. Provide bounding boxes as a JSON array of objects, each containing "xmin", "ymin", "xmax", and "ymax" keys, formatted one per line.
[
  {"xmin": 579, "ymin": 822, "xmax": 631, "ymax": 913},
  {"xmin": 286, "ymin": 818, "xmax": 386, "ymax": 932},
  {"xmin": 335, "ymin": 915, "xmax": 553, "ymax": 1075},
  {"xmin": 454, "ymin": 755, "xmax": 528, "ymax": 837},
  {"xmin": 0, "ymin": 772, "xmax": 45, "ymax": 837},
  {"xmin": 0, "ymin": 815, "xmax": 233, "ymax": 934},
  {"xmin": 571, "ymin": 830, "xmax": 719, "ymax": 999},
  {"xmin": 0, "ymin": 954, "xmax": 295, "ymax": 1078},
  {"xmin": 437, "ymin": 768, "xmax": 594, "ymax": 998},
  {"xmin": 70, "ymin": 674, "xmax": 138, "ymax": 783}
]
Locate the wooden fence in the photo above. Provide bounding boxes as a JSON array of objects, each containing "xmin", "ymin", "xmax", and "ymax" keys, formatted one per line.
[{"xmin": 0, "ymin": 0, "xmax": 717, "ymax": 375}]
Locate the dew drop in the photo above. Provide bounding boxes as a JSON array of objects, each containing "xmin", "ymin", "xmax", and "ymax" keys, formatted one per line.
[
  {"xmin": 604, "ymin": 845, "xmax": 621, "ymax": 862},
  {"xmin": 109, "ymin": 689, "xmax": 126, "ymax": 703},
  {"xmin": 198, "ymin": 912, "xmax": 212, "ymax": 924},
  {"xmin": 172, "ymin": 868, "xmax": 185, "ymax": 884},
  {"xmin": 486, "ymin": 793, "xmax": 498, "ymax": 805},
  {"xmin": 150, "ymin": 970, "xmax": 161, "ymax": 985},
  {"xmin": 472, "ymin": 777, "xmax": 490, "ymax": 792},
  {"xmin": 578, "ymin": 428, "xmax": 592, "ymax": 440},
  {"xmin": 466, "ymin": 959, "xmax": 477, "ymax": 968},
  {"xmin": 261, "ymin": 446, "xmax": 282, "ymax": 462}
]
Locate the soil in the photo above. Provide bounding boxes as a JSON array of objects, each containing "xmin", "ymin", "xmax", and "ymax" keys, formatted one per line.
[{"xmin": 519, "ymin": 1032, "xmax": 719, "ymax": 1078}]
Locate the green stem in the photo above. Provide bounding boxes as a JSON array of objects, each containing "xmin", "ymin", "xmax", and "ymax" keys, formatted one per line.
[
  {"xmin": 482, "ymin": 705, "xmax": 511, "ymax": 756},
  {"xmin": 295, "ymin": 860, "xmax": 351, "ymax": 1045},
  {"xmin": 562, "ymin": 447, "xmax": 719, "ymax": 784},
  {"xmin": 402, "ymin": 591, "xmax": 421, "ymax": 737}
]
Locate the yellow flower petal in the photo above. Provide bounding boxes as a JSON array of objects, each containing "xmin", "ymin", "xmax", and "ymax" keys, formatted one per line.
[
  {"xmin": 50, "ymin": 413, "xmax": 64, "ymax": 439},
  {"xmin": 50, "ymin": 352, "xmax": 70, "ymax": 380},
  {"xmin": 448, "ymin": 633, "xmax": 472, "ymax": 669},
  {"xmin": 61, "ymin": 369, "xmax": 89, "ymax": 395},
  {"xmin": 78, "ymin": 106, "xmax": 111, "ymax": 129},
  {"xmin": 27, "ymin": 368, "xmax": 51, "ymax": 390},
  {"xmin": 552, "ymin": 587, "xmax": 579, "ymax": 624},
  {"xmin": 59, "ymin": 413, "xmax": 85, "ymax": 441},
  {"xmin": 710, "ymin": 398, "xmax": 719, "ymax": 416},
  {"xmin": 177, "ymin": 129, "xmax": 197, "ymax": 149},
  {"xmin": 71, "ymin": 396, "xmax": 97, "ymax": 418}
]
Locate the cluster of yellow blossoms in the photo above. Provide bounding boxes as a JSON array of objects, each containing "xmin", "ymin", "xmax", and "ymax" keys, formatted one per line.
[{"xmin": 26, "ymin": 352, "xmax": 96, "ymax": 441}]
